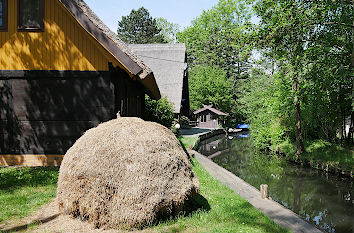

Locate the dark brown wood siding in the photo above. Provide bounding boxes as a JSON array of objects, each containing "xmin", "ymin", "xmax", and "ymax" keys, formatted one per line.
[
  {"xmin": 0, "ymin": 70, "xmax": 145, "ymax": 155},
  {"xmin": 111, "ymin": 67, "xmax": 145, "ymax": 118}
]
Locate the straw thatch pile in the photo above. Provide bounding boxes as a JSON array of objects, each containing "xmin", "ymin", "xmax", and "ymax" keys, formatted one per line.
[{"xmin": 57, "ymin": 117, "xmax": 199, "ymax": 229}]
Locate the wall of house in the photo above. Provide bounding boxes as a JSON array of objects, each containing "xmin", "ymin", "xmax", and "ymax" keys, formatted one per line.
[
  {"xmin": 0, "ymin": 0, "xmax": 121, "ymax": 71},
  {"xmin": 0, "ymin": 70, "xmax": 146, "ymax": 157},
  {"xmin": 0, "ymin": 70, "xmax": 146, "ymax": 156},
  {"xmin": 197, "ymin": 110, "xmax": 219, "ymax": 129},
  {"xmin": 111, "ymin": 68, "xmax": 145, "ymax": 118},
  {"xmin": 0, "ymin": 0, "xmax": 147, "ymax": 159},
  {"xmin": 0, "ymin": 72, "xmax": 114, "ymax": 155}
]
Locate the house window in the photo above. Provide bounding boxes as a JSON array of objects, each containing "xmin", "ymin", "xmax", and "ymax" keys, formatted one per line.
[
  {"xmin": 0, "ymin": 0, "xmax": 8, "ymax": 31},
  {"xmin": 18, "ymin": 0, "xmax": 44, "ymax": 31}
]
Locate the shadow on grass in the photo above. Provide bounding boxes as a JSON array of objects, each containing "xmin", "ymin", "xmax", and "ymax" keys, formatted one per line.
[
  {"xmin": 0, "ymin": 167, "xmax": 59, "ymax": 190},
  {"xmin": 153, "ymin": 193, "xmax": 210, "ymax": 227},
  {"xmin": 0, "ymin": 214, "xmax": 60, "ymax": 232}
]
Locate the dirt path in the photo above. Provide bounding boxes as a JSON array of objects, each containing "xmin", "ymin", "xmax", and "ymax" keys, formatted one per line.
[{"xmin": 0, "ymin": 199, "xmax": 154, "ymax": 233}]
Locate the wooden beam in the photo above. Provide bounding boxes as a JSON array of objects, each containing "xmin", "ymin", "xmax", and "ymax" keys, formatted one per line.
[
  {"xmin": 0, "ymin": 154, "xmax": 64, "ymax": 167},
  {"xmin": 0, "ymin": 70, "xmax": 109, "ymax": 79}
]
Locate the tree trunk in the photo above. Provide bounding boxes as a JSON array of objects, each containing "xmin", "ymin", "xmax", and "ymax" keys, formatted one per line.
[
  {"xmin": 293, "ymin": 76, "xmax": 304, "ymax": 156},
  {"xmin": 352, "ymin": 0, "xmax": 354, "ymax": 70}
]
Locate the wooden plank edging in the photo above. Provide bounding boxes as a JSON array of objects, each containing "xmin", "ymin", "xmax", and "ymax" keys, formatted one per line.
[{"xmin": 0, "ymin": 155, "xmax": 64, "ymax": 167}]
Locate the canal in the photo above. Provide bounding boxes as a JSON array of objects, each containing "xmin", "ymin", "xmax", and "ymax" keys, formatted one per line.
[{"xmin": 198, "ymin": 134, "xmax": 353, "ymax": 233}]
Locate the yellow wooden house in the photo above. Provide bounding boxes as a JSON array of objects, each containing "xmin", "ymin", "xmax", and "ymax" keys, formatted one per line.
[{"xmin": 0, "ymin": 0, "xmax": 161, "ymax": 166}]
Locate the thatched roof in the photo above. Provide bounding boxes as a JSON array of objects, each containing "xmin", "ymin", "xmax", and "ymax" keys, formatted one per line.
[
  {"xmin": 194, "ymin": 105, "xmax": 228, "ymax": 116},
  {"xmin": 60, "ymin": 0, "xmax": 160, "ymax": 99},
  {"xmin": 128, "ymin": 44, "xmax": 187, "ymax": 113}
]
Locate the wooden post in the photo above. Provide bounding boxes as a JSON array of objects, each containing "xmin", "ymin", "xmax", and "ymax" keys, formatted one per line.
[{"xmin": 260, "ymin": 184, "xmax": 268, "ymax": 199}]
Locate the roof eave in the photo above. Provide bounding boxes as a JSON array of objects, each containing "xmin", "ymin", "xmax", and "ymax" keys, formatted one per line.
[
  {"xmin": 60, "ymin": 0, "xmax": 143, "ymax": 76},
  {"xmin": 59, "ymin": 0, "xmax": 161, "ymax": 100}
]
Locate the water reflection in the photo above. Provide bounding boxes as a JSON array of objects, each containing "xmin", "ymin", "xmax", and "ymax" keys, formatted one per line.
[{"xmin": 198, "ymin": 135, "xmax": 354, "ymax": 233}]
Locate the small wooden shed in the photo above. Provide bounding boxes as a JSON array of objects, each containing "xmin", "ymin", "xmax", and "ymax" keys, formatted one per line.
[
  {"xmin": 194, "ymin": 105, "xmax": 228, "ymax": 129},
  {"xmin": 0, "ymin": 0, "xmax": 160, "ymax": 158}
]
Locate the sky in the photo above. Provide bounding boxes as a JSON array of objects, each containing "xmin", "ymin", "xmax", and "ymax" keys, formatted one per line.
[{"xmin": 84, "ymin": 0, "xmax": 219, "ymax": 32}]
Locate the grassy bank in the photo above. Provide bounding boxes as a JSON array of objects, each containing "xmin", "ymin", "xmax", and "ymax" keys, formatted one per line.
[
  {"xmin": 0, "ymin": 147, "xmax": 287, "ymax": 232},
  {"xmin": 279, "ymin": 139, "xmax": 353, "ymax": 172},
  {"xmin": 178, "ymin": 135, "xmax": 198, "ymax": 149},
  {"xmin": 0, "ymin": 164, "xmax": 287, "ymax": 232},
  {"xmin": 0, "ymin": 167, "xmax": 58, "ymax": 224},
  {"xmin": 151, "ymin": 158, "xmax": 288, "ymax": 232}
]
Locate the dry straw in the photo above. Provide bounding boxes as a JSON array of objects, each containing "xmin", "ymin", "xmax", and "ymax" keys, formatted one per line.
[{"xmin": 57, "ymin": 117, "xmax": 199, "ymax": 229}]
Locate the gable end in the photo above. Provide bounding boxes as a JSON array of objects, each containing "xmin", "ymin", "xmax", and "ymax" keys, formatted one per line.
[{"xmin": 60, "ymin": 0, "xmax": 143, "ymax": 76}]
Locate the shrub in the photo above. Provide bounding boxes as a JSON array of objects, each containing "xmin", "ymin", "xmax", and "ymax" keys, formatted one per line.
[
  {"xmin": 179, "ymin": 115, "xmax": 190, "ymax": 127},
  {"xmin": 144, "ymin": 95, "xmax": 174, "ymax": 128}
]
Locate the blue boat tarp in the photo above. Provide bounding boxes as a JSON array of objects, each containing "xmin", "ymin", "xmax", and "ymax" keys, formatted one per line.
[
  {"xmin": 237, "ymin": 133, "xmax": 250, "ymax": 138},
  {"xmin": 236, "ymin": 124, "xmax": 249, "ymax": 129}
]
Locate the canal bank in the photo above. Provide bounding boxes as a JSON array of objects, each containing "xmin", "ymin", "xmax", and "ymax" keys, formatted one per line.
[
  {"xmin": 189, "ymin": 149, "xmax": 323, "ymax": 233},
  {"xmin": 181, "ymin": 129, "xmax": 323, "ymax": 232},
  {"xmin": 195, "ymin": 133, "xmax": 353, "ymax": 233}
]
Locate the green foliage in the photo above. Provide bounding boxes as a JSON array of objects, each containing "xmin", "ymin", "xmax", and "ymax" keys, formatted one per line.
[
  {"xmin": 178, "ymin": 0, "xmax": 256, "ymax": 126},
  {"xmin": 239, "ymin": 0, "xmax": 353, "ymax": 152},
  {"xmin": 117, "ymin": 7, "xmax": 166, "ymax": 44},
  {"xmin": 189, "ymin": 65, "xmax": 236, "ymax": 115},
  {"xmin": 155, "ymin": 17, "xmax": 180, "ymax": 43},
  {"xmin": 278, "ymin": 139, "xmax": 354, "ymax": 170},
  {"xmin": 178, "ymin": 0, "xmax": 253, "ymax": 81},
  {"xmin": 171, "ymin": 118, "xmax": 181, "ymax": 136},
  {"xmin": 238, "ymin": 66, "xmax": 292, "ymax": 150},
  {"xmin": 144, "ymin": 95, "xmax": 174, "ymax": 128},
  {"xmin": 0, "ymin": 167, "xmax": 58, "ymax": 223},
  {"xmin": 179, "ymin": 115, "xmax": 189, "ymax": 127},
  {"xmin": 303, "ymin": 140, "xmax": 354, "ymax": 170}
]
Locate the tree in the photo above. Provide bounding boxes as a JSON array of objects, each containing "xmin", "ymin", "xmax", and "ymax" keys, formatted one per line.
[
  {"xmin": 155, "ymin": 17, "xmax": 180, "ymax": 43},
  {"xmin": 189, "ymin": 65, "xmax": 236, "ymax": 119},
  {"xmin": 117, "ymin": 7, "xmax": 166, "ymax": 44},
  {"xmin": 251, "ymin": 0, "xmax": 353, "ymax": 152},
  {"xmin": 178, "ymin": 0, "xmax": 253, "ymax": 82}
]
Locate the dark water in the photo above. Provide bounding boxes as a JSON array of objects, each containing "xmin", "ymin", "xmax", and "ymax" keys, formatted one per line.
[{"xmin": 198, "ymin": 134, "xmax": 354, "ymax": 233}]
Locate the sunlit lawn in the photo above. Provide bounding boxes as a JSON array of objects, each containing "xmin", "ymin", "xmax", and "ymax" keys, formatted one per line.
[
  {"xmin": 151, "ymin": 158, "xmax": 289, "ymax": 233},
  {"xmin": 0, "ymin": 167, "xmax": 58, "ymax": 224},
  {"xmin": 0, "ymin": 151, "xmax": 288, "ymax": 232},
  {"xmin": 178, "ymin": 136, "xmax": 198, "ymax": 149}
]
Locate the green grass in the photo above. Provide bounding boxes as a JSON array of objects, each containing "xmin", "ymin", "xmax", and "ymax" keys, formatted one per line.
[
  {"xmin": 150, "ymin": 159, "xmax": 289, "ymax": 233},
  {"xmin": 178, "ymin": 136, "xmax": 198, "ymax": 149},
  {"xmin": 0, "ymin": 156, "xmax": 287, "ymax": 232},
  {"xmin": 303, "ymin": 140, "xmax": 354, "ymax": 170},
  {"xmin": 280, "ymin": 139, "xmax": 354, "ymax": 170},
  {"xmin": 0, "ymin": 167, "xmax": 59, "ymax": 224}
]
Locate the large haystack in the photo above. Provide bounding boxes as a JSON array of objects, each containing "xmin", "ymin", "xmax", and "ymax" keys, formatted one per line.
[{"xmin": 57, "ymin": 117, "xmax": 199, "ymax": 229}]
